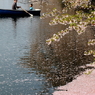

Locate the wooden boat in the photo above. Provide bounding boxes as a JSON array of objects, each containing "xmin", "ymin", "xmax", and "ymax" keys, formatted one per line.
[{"xmin": 0, "ymin": 9, "xmax": 41, "ymax": 17}]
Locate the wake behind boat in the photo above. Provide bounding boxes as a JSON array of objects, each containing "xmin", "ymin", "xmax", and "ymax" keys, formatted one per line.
[{"xmin": 0, "ymin": 9, "xmax": 41, "ymax": 17}]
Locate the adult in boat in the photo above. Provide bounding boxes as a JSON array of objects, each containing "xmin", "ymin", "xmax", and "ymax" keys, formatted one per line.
[{"xmin": 12, "ymin": 0, "xmax": 21, "ymax": 10}]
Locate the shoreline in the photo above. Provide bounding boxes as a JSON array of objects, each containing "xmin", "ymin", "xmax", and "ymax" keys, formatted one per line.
[{"xmin": 53, "ymin": 63, "xmax": 95, "ymax": 95}]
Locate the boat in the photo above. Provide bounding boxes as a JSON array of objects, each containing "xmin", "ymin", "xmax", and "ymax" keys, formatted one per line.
[{"xmin": 0, "ymin": 9, "xmax": 41, "ymax": 17}]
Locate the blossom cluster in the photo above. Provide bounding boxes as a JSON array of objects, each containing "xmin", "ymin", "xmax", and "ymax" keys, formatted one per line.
[
  {"xmin": 40, "ymin": 0, "xmax": 95, "ymax": 45},
  {"xmin": 46, "ymin": 29, "xmax": 69, "ymax": 45},
  {"xmin": 84, "ymin": 39, "xmax": 95, "ymax": 57},
  {"xmin": 84, "ymin": 50, "xmax": 95, "ymax": 57},
  {"xmin": 88, "ymin": 39, "xmax": 95, "ymax": 46},
  {"xmin": 40, "ymin": 8, "xmax": 60, "ymax": 19},
  {"xmin": 46, "ymin": 9, "xmax": 95, "ymax": 45},
  {"xmin": 62, "ymin": 0, "xmax": 90, "ymax": 8}
]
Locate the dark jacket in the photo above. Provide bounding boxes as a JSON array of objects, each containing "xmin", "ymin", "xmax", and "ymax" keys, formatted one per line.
[{"xmin": 12, "ymin": 2, "xmax": 20, "ymax": 10}]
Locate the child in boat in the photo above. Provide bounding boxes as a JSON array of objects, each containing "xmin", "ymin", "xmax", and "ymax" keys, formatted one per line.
[
  {"xmin": 12, "ymin": 0, "xmax": 21, "ymax": 10},
  {"xmin": 30, "ymin": 4, "xmax": 34, "ymax": 10}
]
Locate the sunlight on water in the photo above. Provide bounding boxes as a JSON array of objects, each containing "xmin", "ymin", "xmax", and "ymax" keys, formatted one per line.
[{"xmin": 0, "ymin": 13, "xmax": 60, "ymax": 94}]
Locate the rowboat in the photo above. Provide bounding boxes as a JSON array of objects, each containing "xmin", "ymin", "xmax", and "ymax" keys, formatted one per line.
[{"xmin": 0, "ymin": 9, "xmax": 41, "ymax": 17}]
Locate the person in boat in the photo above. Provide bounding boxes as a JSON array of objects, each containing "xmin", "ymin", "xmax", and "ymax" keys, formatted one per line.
[
  {"xmin": 12, "ymin": 0, "xmax": 21, "ymax": 10},
  {"xmin": 30, "ymin": 4, "xmax": 34, "ymax": 10}
]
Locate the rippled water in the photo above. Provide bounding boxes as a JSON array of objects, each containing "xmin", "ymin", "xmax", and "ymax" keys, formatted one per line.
[
  {"xmin": 0, "ymin": 17, "xmax": 50, "ymax": 95},
  {"xmin": 0, "ymin": 0, "xmax": 61, "ymax": 94}
]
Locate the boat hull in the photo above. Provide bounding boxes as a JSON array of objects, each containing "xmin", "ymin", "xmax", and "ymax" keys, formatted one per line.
[{"xmin": 0, "ymin": 9, "xmax": 41, "ymax": 17}]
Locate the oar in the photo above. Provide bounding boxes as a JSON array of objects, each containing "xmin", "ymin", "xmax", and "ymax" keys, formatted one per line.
[{"xmin": 21, "ymin": 7, "xmax": 33, "ymax": 17}]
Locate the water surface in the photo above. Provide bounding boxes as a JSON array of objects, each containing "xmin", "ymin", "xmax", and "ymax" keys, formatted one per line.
[{"xmin": 0, "ymin": 0, "xmax": 95, "ymax": 95}]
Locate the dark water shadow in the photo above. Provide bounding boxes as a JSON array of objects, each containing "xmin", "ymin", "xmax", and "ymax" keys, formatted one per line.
[{"xmin": 18, "ymin": 25, "xmax": 95, "ymax": 89}]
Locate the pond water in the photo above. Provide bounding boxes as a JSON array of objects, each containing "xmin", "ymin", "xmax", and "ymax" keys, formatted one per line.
[
  {"xmin": 0, "ymin": 0, "xmax": 62, "ymax": 95},
  {"xmin": 0, "ymin": 0, "xmax": 95, "ymax": 95}
]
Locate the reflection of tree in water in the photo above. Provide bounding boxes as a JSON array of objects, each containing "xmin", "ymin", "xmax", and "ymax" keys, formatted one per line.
[{"xmin": 19, "ymin": 26, "xmax": 95, "ymax": 87}]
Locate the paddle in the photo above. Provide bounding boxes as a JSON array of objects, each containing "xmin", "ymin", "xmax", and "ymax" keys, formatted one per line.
[{"xmin": 21, "ymin": 7, "xmax": 33, "ymax": 17}]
